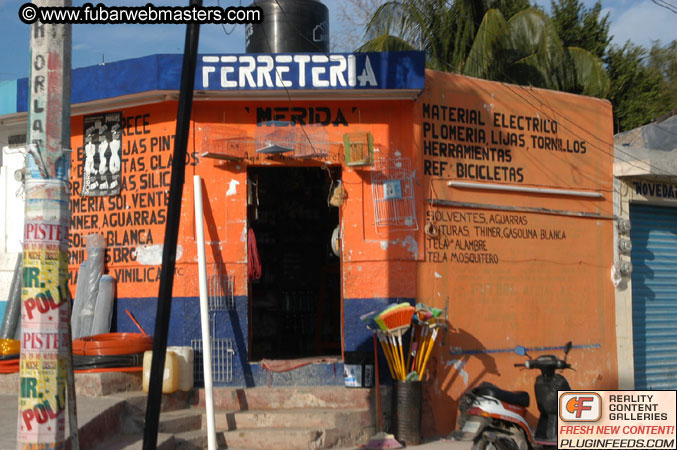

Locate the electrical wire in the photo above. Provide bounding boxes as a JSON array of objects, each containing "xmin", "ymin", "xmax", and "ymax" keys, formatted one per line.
[
  {"xmin": 437, "ymin": 21, "xmax": 677, "ymax": 183},
  {"xmin": 651, "ymin": 0, "xmax": 677, "ymax": 13},
  {"xmin": 252, "ymin": 0, "xmax": 343, "ymax": 162},
  {"xmin": 217, "ymin": 0, "xmax": 240, "ymax": 35},
  {"xmin": 0, "ymin": 358, "xmax": 19, "ymax": 374},
  {"xmin": 72, "ymin": 333, "xmax": 153, "ymax": 356},
  {"xmin": 273, "ymin": 0, "xmax": 672, "ymax": 185},
  {"xmin": 263, "ymin": 1, "xmax": 674, "ymax": 187},
  {"xmin": 73, "ymin": 353, "xmax": 144, "ymax": 370},
  {"xmin": 454, "ymin": 21, "xmax": 677, "ymax": 179}
]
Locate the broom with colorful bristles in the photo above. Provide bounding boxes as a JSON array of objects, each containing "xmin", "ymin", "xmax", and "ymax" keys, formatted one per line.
[
  {"xmin": 418, "ymin": 318, "xmax": 448, "ymax": 379},
  {"xmin": 373, "ymin": 304, "xmax": 409, "ymax": 379},
  {"xmin": 373, "ymin": 304, "xmax": 407, "ymax": 380},
  {"xmin": 376, "ymin": 304, "xmax": 415, "ymax": 381},
  {"xmin": 361, "ymin": 312, "xmax": 403, "ymax": 449},
  {"xmin": 361, "ymin": 311, "xmax": 396, "ymax": 379},
  {"xmin": 407, "ymin": 308, "xmax": 433, "ymax": 373}
]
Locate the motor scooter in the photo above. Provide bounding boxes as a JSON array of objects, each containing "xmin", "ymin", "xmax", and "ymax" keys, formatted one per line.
[{"xmin": 451, "ymin": 342, "xmax": 573, "ymax": 450}]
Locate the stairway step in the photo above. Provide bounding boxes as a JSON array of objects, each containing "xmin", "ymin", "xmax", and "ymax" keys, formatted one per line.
[
  {"xmin": 199, "ymin": 387, "xmax": 373, "ymax": 411},
  {"xmin": 222, "ymin": 427, "xmax": 336, "ymax": 450},
  {"xmin": 173, "ymin": 429, "xmax": 227, "ymax": 450},
  {"xmin": 212, "ymin": 408, "xmax": 373, "ymax": 431},
  {"xmin": 92, "ymin": 432, "xmax": 174, "ymax": 450},
  {"xmin": 219, "ymin": 426, "xmax": 376, "ymax": 450},
  {"xmin": 160, "ymin": 409, "xmax": 204, "ymax": 434}
]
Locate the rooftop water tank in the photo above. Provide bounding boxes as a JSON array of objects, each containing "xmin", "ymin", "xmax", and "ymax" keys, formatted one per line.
[{"xmin": 246, "ymin": 0, "xmax": 329, "ymax": 53}]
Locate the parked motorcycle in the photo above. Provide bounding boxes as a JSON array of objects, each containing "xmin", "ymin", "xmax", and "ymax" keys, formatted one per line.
[{"xmin": 451, "ymin": 342, "xmax": 573, "ymax": 450}]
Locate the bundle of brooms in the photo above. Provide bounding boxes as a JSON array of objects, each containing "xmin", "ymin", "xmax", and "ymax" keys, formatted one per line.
[
  {"xmin": 361, "ymin": 303, "xmax": 447, "ymax": 448},
  {"xmin": 362, "ymin": 303, "xmax": 445, "ymax": 382}
]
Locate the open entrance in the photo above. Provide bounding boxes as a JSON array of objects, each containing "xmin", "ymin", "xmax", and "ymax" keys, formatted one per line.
[{"xmin": 248, "ymin": 166, "xmax": 341, "ymax": 360}]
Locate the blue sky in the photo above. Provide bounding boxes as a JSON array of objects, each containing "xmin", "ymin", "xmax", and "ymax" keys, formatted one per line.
[{"xmin": 0, "ymin": 0, "xmax": 675, "ymax": 81}]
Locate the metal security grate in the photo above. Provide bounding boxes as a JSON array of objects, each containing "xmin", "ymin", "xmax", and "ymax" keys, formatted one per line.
[
  {"xmin": 371, "ymin": 158, "xmax": 417, "ymax": 230},
  {"xmin": 191, "ymin": 338, "xmax": 234, "ymax": 384},
  {"xmin": 208, "ymin": 267, "xmax": 234, "ymax": 311}
]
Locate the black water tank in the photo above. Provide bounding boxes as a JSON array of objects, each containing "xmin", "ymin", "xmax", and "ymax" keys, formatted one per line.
[{"xmin": 246, "ymin": 0, "xmax": 329, "ymax": 53}]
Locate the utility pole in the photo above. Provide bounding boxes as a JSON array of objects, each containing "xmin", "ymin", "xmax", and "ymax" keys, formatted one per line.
[{"xmin": 17, "ymin": 1, "xmax": 73, "ymax": 449}]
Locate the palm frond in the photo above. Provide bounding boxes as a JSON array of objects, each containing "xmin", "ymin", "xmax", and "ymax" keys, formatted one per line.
[
  {"xmin": 568, "ymin": 47, "xmax": 611, "ymax": 97},
  {"xmin": 462, "ymin": 9, "xmax": 509, "ymax": 78},
  {"xmin": 356, "ymin": 35, "xmax": 418, "ymax": 53}
]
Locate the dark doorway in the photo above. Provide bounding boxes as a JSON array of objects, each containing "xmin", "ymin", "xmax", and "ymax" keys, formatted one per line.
[{"xmin": 248, "ymin": 166, "xmax": 341, "ymax": 360}]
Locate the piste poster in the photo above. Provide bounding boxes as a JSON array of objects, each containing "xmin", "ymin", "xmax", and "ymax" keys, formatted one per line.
[{"xmin": 82, "ymin": 112, "xmax": 122, "ymax": 196}]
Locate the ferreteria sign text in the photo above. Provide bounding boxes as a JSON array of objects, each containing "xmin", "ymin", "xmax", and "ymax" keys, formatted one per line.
[{"xmin": 198, "ymin": 52, "xmax": 425, "ymax": 91}]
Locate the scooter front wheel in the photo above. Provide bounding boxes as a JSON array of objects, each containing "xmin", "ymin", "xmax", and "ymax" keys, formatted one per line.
[{"xmin": 472, "ymin": 431, "xmax": 520, "ymax": 450}]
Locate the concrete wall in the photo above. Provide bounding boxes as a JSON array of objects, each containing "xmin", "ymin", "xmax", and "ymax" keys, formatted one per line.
[
  {"xmin": 416, "ymin": 71, "xmax": 617, "ymax": 435},
  {"xmin": 0, "ymin": 124, "xmax": 27, "ymax": 320}
]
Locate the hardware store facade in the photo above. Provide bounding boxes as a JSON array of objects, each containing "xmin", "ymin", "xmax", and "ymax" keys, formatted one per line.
[{"xmin": 0, "ymin": 51, "xmax": 619, "ymax": 436}]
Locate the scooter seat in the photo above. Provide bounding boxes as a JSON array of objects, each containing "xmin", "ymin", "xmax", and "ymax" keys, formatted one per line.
[{"xmin": 473, "ymin": 382, "xmax": 530, "ymax": 407}]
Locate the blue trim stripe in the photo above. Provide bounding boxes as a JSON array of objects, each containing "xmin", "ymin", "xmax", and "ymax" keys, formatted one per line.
[{"xmin": 4, "ymin": 51, "xmax": 425, "ymax": 115}]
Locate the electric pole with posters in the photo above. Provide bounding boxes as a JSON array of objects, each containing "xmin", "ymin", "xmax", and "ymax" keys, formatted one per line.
[{"xmin": 17, "ymin": 1, "xmax": 73, "ymax": 449}]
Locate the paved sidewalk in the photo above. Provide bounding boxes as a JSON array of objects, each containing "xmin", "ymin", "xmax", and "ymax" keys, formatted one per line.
[
  {"xmin": 0, "ymin": 393, "xmax": 127, "ymax": 450},
  {"xmin": 0, "ymin": 390, "xmax": 473, "ymax": 450}
]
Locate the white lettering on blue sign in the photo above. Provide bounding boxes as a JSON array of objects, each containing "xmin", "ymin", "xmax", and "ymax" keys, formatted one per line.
[{"xmin": 200, "ymin": 54, "xmax": 377, "ymax": 90}]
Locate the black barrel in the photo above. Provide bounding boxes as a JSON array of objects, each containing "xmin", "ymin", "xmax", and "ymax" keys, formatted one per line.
[
  {"xmin": 246, "ymin": 0, "xmax": 329, "ymax": 53},
  {"xmin": 392, "ymin": 381, "xmax": 422, "ymax": 445}
]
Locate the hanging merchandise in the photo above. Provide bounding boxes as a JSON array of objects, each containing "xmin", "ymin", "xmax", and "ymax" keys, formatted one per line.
[
  {"xmin": 343, "ymin": 131, "xmax": 374, "ymax": 166},
  {"xmin": 331, "ymin": 226, "xmax": 341, "ymax": 257},
  {"xmin": 71, "ymin": 260, "xmax": 89, "ymax": 339},
  {"xmin": 78, "ymin": 234, "xmax": 106, "ymax": 338},
  {"xmin": 329, "ymin": 180, "xmax": 347, "ymax": 207},
  {"xmin": 0, "ymin": 254, "xmax": 22, "ymax": 340},
  {"xmin": 248, "ymin": 177, "xmax": 259, "ymax": 221},
  {"xmin": 91, "ymin": 275, "xmax": 116, "ymax": 335},
  {"xmin": 247, "ymin": 227, "xmax": 262, "ymax": 281},
  {"xmin": 371, "ymin": 158, "xmax": 417, "ymax": 230},
  {"xmin": 424, "ymin": 220, "xmax": 439, "ymax": 239}
]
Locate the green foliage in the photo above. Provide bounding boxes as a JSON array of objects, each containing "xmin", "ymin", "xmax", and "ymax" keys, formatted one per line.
[
  {"xmin": 550, "ymin": 0, "xmax": 611, "ymax": 59},
  {"xmin": 358, "ymin": 0, "xmax": 530, "ymax": 71},
  {"xmin": 606, "ymin": 41, "xmax": 677, "ymax": 132},
  {"xmin": 358, "ymin": 1, "xmax": 609, "ymax": 98},
  {"xmin": 648, "ymin": 40, "xmax": 677, "ymax": 117},
  {"xmin": 463, "ymin": 7, "xmax": 609, "ymax": 97},
  {"xmin": 356, "ymin": 34, "xmax": 416, "ymax": 52}
]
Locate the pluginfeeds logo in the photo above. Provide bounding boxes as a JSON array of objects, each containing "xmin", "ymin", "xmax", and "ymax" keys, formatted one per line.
[{"xmin": 560, "ymin": 392, "xmax": 602, "ymax": 422}]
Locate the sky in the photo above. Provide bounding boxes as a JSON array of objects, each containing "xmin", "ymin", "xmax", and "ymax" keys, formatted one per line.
[{"xmin": 0, "ymin": 0, "xmax": 675, "ymax": 81}]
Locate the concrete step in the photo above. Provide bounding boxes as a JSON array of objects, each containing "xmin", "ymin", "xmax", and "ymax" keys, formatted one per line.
[
  {"xmin": 116, "ymin": 390, "xmax": 199, "ymax": 414},
  {"xmin": 198, "ymin": 387, "xmax": 373, "ymax": 411},
  {"xmin": 213, "ymin": 408, "xmax": 373, "ymax": 431},
  {"xmin": 91, "ymin": 432, "xmax": 175, "ymax": 450},
  {"xmin": 0, "ymin": 371, "xmax": 143, "ymax": 397},
  {"xmin": 172, "ymin": 429, "xmax": 226, "ymax": 450},
  {"xmin": 220, "ymin": 426, "xmax": 374, "ymax": 450},
  {"xmin": 160, "ymin": 408, "xmax": 205, "ymax": 434}
]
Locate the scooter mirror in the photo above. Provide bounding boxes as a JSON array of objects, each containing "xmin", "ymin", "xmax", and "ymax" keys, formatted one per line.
[
  {"xmin": 515, "ymin": 346, "xmax": 527, "ymax": 356},
  {"xmin": 564, "ymin": 341, "xmax": 572, "ymax": 356}
]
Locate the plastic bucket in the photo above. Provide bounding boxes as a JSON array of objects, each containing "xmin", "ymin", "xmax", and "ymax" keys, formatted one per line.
[
  {"xmin": 143, "ymin": 350, "xmax": 179, "ymax": 394},
  {"xmin": 168, "ymin": 346, "xmax": 194, "ymax": 391},
  {"xmin": 392, "ymin": 380, "xmax": 422, "ymax": 445}
]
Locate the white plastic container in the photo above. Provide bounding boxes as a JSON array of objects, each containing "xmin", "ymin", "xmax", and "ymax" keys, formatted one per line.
[
  {"xmin": 168, "ymin": 346, "xmax": 194, "ymax": 391},
  {"xmin": 143, "ymin": 350, "xmax": 179, "ymax": 394}
]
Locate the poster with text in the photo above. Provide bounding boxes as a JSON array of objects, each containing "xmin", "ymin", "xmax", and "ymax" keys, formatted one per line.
[{"xmin": 82, "ymin": 112, "xmax": 122, "ymax": 196}]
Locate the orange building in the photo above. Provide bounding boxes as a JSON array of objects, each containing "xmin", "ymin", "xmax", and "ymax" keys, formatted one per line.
[{"xmin": 0, "ymin": 51, "xmax": 617, "ymax": 436}]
